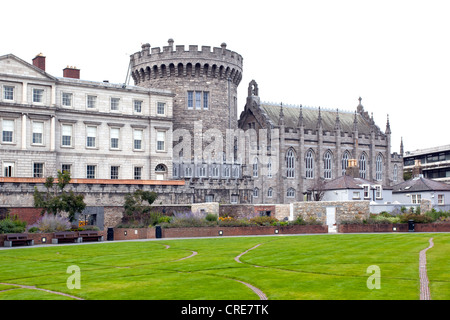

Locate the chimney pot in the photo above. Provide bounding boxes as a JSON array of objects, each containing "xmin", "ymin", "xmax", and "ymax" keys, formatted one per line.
[
  {"xmin": 63, "ymin": 66, "xmax": 80, "ymax": 79},
  {"xmin": 32, "ymin": 53, "xmax": 46, "ymax": 71}
]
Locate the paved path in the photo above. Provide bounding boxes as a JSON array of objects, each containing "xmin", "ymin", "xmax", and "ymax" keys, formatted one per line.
[
  {"xmin": 234, "ymin": 244, "xmax": 268, "ymax": 300},
  {"xmin": 419, "ymin": 238, "xmax": 434, "ymax": 300},
  {"xmin": 0, "ymin": 282, "xmax": 84, "ymax": 300}
]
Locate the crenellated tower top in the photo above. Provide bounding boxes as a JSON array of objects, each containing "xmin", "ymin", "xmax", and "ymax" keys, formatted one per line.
[{"xmin": 130, "ymin": 39, "xmax": 243, "ymax": 86}]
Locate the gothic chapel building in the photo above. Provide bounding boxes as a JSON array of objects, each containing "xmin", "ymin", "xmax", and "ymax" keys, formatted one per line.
[{"xmin": 238, "ymin": 80, "xmax": 404, "ymax": 204}]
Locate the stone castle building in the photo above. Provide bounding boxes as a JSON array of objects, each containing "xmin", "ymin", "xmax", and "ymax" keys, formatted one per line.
[
  {"xmin": 1, "ymin": 39, "xmax": 403, "ymax": 207},
  {"xmin": 238, "ymin": 81, "xmax": 404, "ymax": 203}
]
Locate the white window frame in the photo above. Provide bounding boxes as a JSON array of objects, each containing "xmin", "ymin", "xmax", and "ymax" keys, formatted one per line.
[
  {"xmin": 156, "ymin": 130, "xmax": 166, "ymax": 152},
  {"xmin": 134, "ymin": 100, "xmax": 143, "ymax": 113},
  {"xmin": 3, "ymin": 85, "xmax": 14, "ymax": 101},
  {"xmin": 2, "ymin": 119, "xmax": 15, "ymax": 144},
  {"xmin": 61, "ymin": 164, "xmax": 72, "ymax": 174},
  {"xmin": 62, "ymin": 92, "xmax": 73, "ymax": 107},
  {"xmin": 363, "ymin": 184, "xmax": 370, "ymax": 199},
  {"xmin": 157, "ymin": 102, "xmax": 165, "ymax": 115},
  {"xmin": 86, "ymin": 125, "xmax": 97, "ymax": 148},
  {"xmin": 353, "ymin": 191, "xmax": 361, "ymax": 200},
  {"xmin": 375, "ymin": 185, "xmax": 383, "ymax": 199},
  {"xmin": 33, "ymin": 162, "xmax": 44, "ymax": 178},
  {"xmin": 411, "ymin": 194, "xmax": 422, "ymax": 204},
  {"xmin": 87, "ymin": 95, "xmax": 97, "ymax": 109},
  {"xmin": 86, "ymin": 165, "xmax": 97, "ymax": 179},
  {"xmin": 438, "ymin": 194, "xmax": 445, "ymax": 205},
  {"xmin": 110, "ymin": 97, "xmax": 120, "ymax": 111},
  {"xmin": 110, "ymin": 166, "xmax": 120, "ymax": 180},
  {"xmin": 32, "ymin": 121, "xmax": 44, "ymax": 145},
  {"xmin": 134, "ymin": 166, "xmax": 142, "ymax": 180},
  {"xmin": 61, "ymin": 124, "xmax": 73, "ymax": 147},
  {"xmin": 32, "ymin": 88, "xmax": 44, "ymax": 104},
  {"xmin": 110, "ymin": 127, "xmax": 120, "ymax": 150},
  {"xmin": 133, "ymin": 129, "xmax": 143, "ymax": 151},
  {"xmin": 3, "ymin": 161, "xmax": 15, "ymax": 177}
]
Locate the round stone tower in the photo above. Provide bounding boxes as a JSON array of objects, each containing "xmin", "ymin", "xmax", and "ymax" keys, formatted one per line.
[{"xmin": 130, "ymin": 39, "xmax": 243, "ymax": 138}]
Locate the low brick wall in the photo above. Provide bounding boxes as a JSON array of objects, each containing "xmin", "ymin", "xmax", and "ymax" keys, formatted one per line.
[
  {"xmin": 338, "ymin": 223, "xmax": 450, "ymax": 233},
  {"xmin": 161, "ymin": 224, "xmax": 328, "ymax": 238},
  {"xmin": 112, "ymin": 228, "xmax": 155, "ymax": 241}
]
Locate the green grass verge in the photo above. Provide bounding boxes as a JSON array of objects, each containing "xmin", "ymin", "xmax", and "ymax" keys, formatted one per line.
[{"xmin": 0, "ymin": 233, "xmax": 448, "ymax": 300}]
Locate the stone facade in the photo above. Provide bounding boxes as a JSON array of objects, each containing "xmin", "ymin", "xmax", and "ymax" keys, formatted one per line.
[
  {"xmin": 238, "ymin": 81, "xmax": 404, "ymax": 204},
  {"xmin": 0, "ymin": 54, "xmax": 174, "ymax": 181}
]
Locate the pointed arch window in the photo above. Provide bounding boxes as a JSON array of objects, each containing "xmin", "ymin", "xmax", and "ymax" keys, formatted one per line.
[
  {"xmin": 393, "ymin": 164, "xmax": 398, "ymax": 182},
  {"xmin": 376, "ymin": 154, "xmax": 383, "ymax": 181},
  {"xmin": 342, "ymin": 151, "xmax": 350, "ymax": 176},
  {"xmin": 287, "ymin": 187, "xmax": 295, "ymax": 198},
  {"xmin": 267, "ymin": 187, "xmax": 273, "ymax": 198},
  {"xmin": 324, "ymin": 151, "xmax": 333, "ymax": 179},
  {"xmin": 286, "ymin": 148, "xmax": 295, "ymax": 178},
  {"xmin": 253, "ymin": 187, "xmax": 259, "ymax": 198},
  {"xmin": 253, "ymin": 157, "xmax": 258, "ymax": 177},
  {"xmin": 305, "ymin": 150, "xmax": 314, "ymax": 179},
  {"xmin": 359, "ymin": 153, "xmax": 367, "ymax": 179}
]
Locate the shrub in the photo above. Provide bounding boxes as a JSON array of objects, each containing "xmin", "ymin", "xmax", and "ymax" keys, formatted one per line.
[
  {"xmin": 205, "ymin": 213, "xmax": 218, "ymax": 222},
  {"xmin": 424, "ymin": 209, "xmax": 450, "ymax": 222},
  {"xmin": 168, "ymin": 211, "xmax": 213, "ymax": 228},
  {"xmin": 249, "ymin": 216, "xmax": 278, "ymax": 226},
  {"xmin": 32, "ymin": 213, "xmax": 71, "ymax": 233},
  {"xmin": 0, "ymin": 215, "xmax": 27, "ymax": 234}
]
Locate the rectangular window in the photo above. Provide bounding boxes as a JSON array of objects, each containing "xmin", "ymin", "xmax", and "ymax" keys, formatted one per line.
[
  {"xmin": 2, "ymin": 119, "xmax": 14, "ymax": 143},
  {"xmin": 157, "ymin": 102, "xmax": 165, "ymax": 115},
  {"xmin": 87, "ymin": 95, "xmax": 97, "ymax": 109},
  {"xmin": 61, "ymin": 124, "xmax": 73, "ymax": 147},
  {"xmin": 133, "ymin": 130, "xmax": 142, "ymax": 150},
  {"xmin": 203, "ymin": 92, "xmax": 209, "ymax": 109},
  {"xmin": 205, "ymin": 194, "xmax": 214, "ymax": 203},
  {"xmin": 110, "ymin": 98, "xmax": 120, "ymax": 111},
  {"xmin": 134, "ymin": 100, "xmax": 142, "ymax": 113},
  {"xmin": 86, "ymin": 126, "xmax": 97, "ymax": 148},
  {"xmin": 110, "ymin": 128, "xmax": 120, "ymax": 149},
  {"xmin": 412, "ymin": 194, "xmax": 422, "ymax": 204},
  {"xmin": 353, "ymin": 192, "xmax": 360, "ymax": 200},
  {"xmin": 231, "ymin": 194, "xmax": 239, "ymax": 204},
  {"xmin": 375, "ymin": 185, "xmax": 383, "ymax": 199},
  {"xmin": 110, "ymin": 166, "xmax": 119, "ymax": 180},
  {"xmin": 61, "ymin": 164, "xmax": 71, "ymax": 174},
  {"xmin": 3, "ymin": 162, "xmax": 14, "ymax": 177},
  {"xmin": 438, "ymin": 194, "xmax": 445, "ymax": 205},
  {"xmin": 363, "ymin": 185, "xmax": 370, "ymax": 199},
  {"xmin": 62, "ymin": 93, "xmax": 72, "ymax": 107},
  {"xmin": 184, "ymin": 166, "xmax": 192, "ymax": 177},
  {"xmin": 33, "ymin": 163, "xmax": 44, "ymax": 178},
  {"xmin": 187, "ymin": 91, "xmax": 194, "ymax": 109},
  {"xmin": 4, "ymin": 86, "xmax": 14, "ymax": 100},
  {"xmin": 134, "ymin": 167, "xmax": 142, "ymax": 180},
  {"xmin": 33, "ymin": 88, "xmax": 44, "ymax": 103},
  {"xmin": 195, "ymin": 91, "xmax": 201, "ymax": 109},
  {"xmin": 86, "ymin": 165, "xmax": 96, "ymax": 179},
  {"xmin": 157, "ymin": 131, "xmax": 165, "ymax": 151},
  {"xmin": 32, "ymin": 121, "xmax": 44, "ymax": 145}
]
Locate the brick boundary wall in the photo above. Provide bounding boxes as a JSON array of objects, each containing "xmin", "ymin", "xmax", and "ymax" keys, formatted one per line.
[{"xmin": 338, "ymin": 223, "xmax": 450, "ymax": 233}]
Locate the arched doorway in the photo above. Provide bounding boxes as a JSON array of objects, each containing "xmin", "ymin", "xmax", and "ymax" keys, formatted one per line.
[{"xmin": 155, "ymin": 164, "xmax": 167, "ymax": 180}]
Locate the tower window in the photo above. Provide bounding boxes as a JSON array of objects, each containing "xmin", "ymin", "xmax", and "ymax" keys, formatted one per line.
[{"xmin": 187, "ymin": 91, "xmax": 210, "ymax": 110}]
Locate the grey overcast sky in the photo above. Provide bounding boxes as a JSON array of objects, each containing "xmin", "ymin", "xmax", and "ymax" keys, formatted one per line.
[{"xmin": 2, "ymin": 0, "xmax": 449, "ymax": 154}]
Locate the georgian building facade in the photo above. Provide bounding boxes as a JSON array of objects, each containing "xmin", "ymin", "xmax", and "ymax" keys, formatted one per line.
[{"xmin": 0, "ymin": 54, "xmax": 174, "ymax": 181}]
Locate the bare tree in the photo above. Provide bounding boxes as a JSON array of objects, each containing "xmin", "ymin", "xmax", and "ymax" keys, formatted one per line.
[{"xmin": 308, "ymin": 178, "xmax": 326, "ymax": 201}]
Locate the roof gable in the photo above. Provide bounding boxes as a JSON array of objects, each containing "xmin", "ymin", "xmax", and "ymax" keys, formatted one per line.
[
  {"xmin": 0, "ymin": 54, "xmax": 56, "ymax": 81},
  {"xmin": 392, "ymin": 176, "xmax": 450, "ymax": 193}
]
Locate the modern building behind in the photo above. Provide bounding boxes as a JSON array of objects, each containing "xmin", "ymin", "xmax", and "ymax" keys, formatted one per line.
[{"xmin": 403, "ymin": 144, "xmax": 450, "ymax": 184}]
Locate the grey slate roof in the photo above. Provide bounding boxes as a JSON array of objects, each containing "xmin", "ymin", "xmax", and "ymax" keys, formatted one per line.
[
  {"xmin": 260, "ymin": 103, "xmax": 378, "ymax": 135},
  {"xmin": 323, "ymin": 175, "xmax": 393, "ymax": 190},
  {"xmin": 392, "ymin": 176, "xmax": 450, "ymax": 193}
]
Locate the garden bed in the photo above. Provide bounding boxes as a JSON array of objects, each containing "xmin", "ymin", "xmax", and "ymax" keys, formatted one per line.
[{"xmin": 338, "ymin": 223, "xmax": 450, "ymax": 233}]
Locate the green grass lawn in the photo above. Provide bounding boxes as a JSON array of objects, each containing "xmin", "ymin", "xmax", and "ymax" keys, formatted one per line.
[{"xmin": 0, "ymin": 233, "xmax": 448, "ymax": 300}]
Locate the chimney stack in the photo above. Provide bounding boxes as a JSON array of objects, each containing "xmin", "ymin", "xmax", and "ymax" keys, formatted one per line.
[
  {"xmin": 412, "ymin": 159, "xmax": 423, "ymax": 177},
  {"xmin": 32, "ymin": 53, "xmax": 46, "ymax": 71},
  {"xmin": 63, "ymin": 66, "xmax": 80, "ymax": 79},
  {"xmin": 345, "ymin": 159, "xmax": 360, "ymax": 178}
]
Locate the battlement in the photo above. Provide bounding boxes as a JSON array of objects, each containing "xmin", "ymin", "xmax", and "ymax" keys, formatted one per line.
[{"xmin": 130, "ymin": 39, "xmax": 243, "ymax": 86}]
